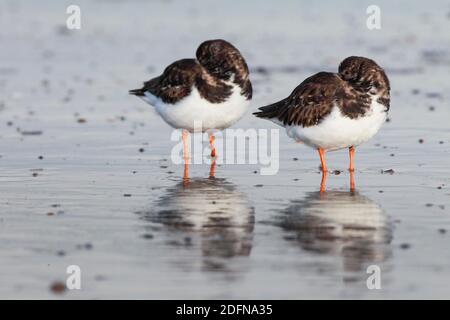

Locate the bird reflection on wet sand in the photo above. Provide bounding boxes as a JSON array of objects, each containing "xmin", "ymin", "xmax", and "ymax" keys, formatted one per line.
[
  {"xmin": 137, "ymin": 177, "xmax": 254, "ymax": 273},
  {"xmin": 274, "ymin": 190, "xmax": 393, "ymax": 281}
]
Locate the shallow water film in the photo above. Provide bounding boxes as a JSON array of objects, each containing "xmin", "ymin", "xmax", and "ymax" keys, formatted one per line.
[{"xmin": 1, "ymin": 0, "xmax": 450, "ymax": 299}]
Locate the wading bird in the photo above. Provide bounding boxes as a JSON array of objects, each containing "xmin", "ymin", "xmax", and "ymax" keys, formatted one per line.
[
  {"xmin": 130, "ymin": 39, "xmax": 252, "ymax": 181},
  {"xmin": 254, "ymin": 56, "xmax": 390, "ymax": 191}
]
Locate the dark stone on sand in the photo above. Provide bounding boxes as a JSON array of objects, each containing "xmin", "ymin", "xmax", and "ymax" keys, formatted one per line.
[
  {"xmin": 22, "ymin": 131, "xmax": 43, "ymax": 136},
  {"xmin": 438, "ymin": 229, "xmax": 447, "ymax": 234},
  {"xmin": 139, "ymin": 148, "xmax": 144, "ymax": 153},
  {"xmin": 381, "ymin": 169, "xmax": 395, "ymax": 175},
  {"xmin": 418, "ymin": 139, "xmax": 424, "ymax": 144},
  {"xmin": 426, "ymin": 92, "xmax": 443, "ymax": 99},
  {"xmin": 253, "ymin": 66, "xmax": 269, "ymax": 75},
  {"xmin": 50, "ymin": 281, "xmax": 66, "ymax": 294},
  {"xmin": 254, "ymin": 184, "xmax": 264, "ymax": 187},
  {"xmin": 142, "ymin": 234, "xmax": 154, "ymax": 239},
  {"xmin": 77, "ymin": 118, "xmax": 87, "ymax": 123},
  {"xmin": 400, "ymin": 243, "xmax": 411, "ymax": 250},
  {"xmin": 123, "ymin": 194, "xmax": 132, "ymax": 197},
  {"xmin": 38, "ymin": 156, "xmax": 44, "ymax": 159}
]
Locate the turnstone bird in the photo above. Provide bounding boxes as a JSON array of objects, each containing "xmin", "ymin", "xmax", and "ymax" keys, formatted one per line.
[
  {"xmin": 129, "ymin": 39, "xmax": 252, "ymax": 173},
  {"xmin": 254, "ymin": 56, "xmax": 390, "ymax": 190}
]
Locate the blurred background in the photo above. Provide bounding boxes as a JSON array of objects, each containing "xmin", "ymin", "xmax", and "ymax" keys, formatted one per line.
[{"xmin": 0, "ymin": 0, "xmax": 450, "ymax": 299}]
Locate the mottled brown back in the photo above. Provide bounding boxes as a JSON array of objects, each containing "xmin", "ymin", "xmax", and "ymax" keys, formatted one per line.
[{"xmin": 254, "ymin": 56, "xmax": 390, "ymax": 127}]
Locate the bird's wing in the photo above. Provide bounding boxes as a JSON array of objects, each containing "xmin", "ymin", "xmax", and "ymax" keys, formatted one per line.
[
  {"xmin": 254, "ymin": 72, "xmax": 344, "ymax": 127},
  {"xmin": 129, "ymin": 59, "xmax": 200, "ymax": 104}
]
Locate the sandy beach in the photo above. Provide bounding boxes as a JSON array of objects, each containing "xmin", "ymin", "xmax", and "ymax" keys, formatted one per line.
[{"xmin": 0, "ymin": 0, "xmax": 450, "ymax": 299}]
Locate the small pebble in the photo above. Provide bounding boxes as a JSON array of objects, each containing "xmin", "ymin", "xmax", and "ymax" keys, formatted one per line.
[{"xmin": 50, "ymin": 282, "xmax": 66, "ymax": 294}]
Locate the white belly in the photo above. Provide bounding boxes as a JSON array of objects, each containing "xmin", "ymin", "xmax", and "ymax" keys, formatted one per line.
[
  {"xmin": 285, "ymin": 100, "xmax": 387, "ymax": 151},
  {"xmin": 142, "ymin": 84, "xmax": 250, "ymax": 132}
]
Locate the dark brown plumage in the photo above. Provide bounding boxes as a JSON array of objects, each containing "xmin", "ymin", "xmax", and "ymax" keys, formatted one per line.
[
  {"xmin": 254, "ymin": 56, "xmax": 390, "ymax": 127},
  {"xmin": 129, "ymin": 39, "xmax": 252, "ymax": 104}
]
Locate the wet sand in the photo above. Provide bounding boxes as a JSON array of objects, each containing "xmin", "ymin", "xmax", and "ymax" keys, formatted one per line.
[{"xmin": 1, "ymin": 0, "xmax": 450, "ymax": 299}]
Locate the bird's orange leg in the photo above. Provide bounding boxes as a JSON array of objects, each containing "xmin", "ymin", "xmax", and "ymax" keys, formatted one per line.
[
  {"xmin": 320, "ymin": 170, "xmax": 327, "ymax": 193},
  {"xmin": 209, "ymin": 133, "xmax": 216, "ymax": 158},
  {"xmin": 318, "ymin": 148, "xmax": 327, "ymax": 193},
  {"xmin": 182, "ymin": 130, "xmax": 189, "ymax": 184},
  {"xmin": 318, "ymin": 148, "xmax": 327, "ymax": 173},
  {"xmin": 209, "ymin": 158, "xmax": 216, "ymax": 178},
  {"xmin": 349, "ymin": 170, "xmax": 355, "ymax": 192},
  {"xmin": 349, "ymin": 146, "xmax": 355, "ymax": 172}
]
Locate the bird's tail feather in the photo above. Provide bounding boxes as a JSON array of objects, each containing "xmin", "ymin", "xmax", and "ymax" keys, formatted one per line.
[
  {"xmin": 129, "ymin": 88, "xmax": 145, "ymax": 96},
  {"xmin": 253, "ymin": 99, "xmax": 285, "ymax": 120}
]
